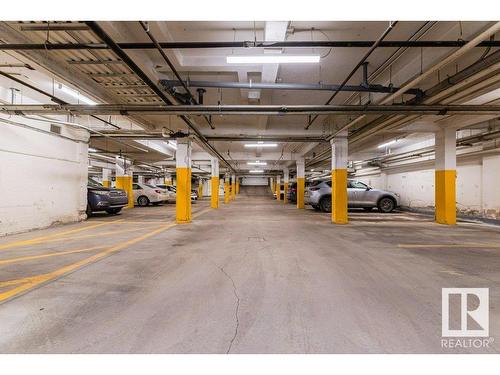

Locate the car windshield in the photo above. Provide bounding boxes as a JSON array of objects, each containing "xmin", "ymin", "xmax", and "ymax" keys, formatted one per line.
[
  {"xmin": 310, "ymin": 179, "xmax": 328, "ymax": 187},
  {"xmin": 145, "ymin": 184, "xmax": 157, "ymax": 189},
  {"xmin": 88, "ymin": 177, "xmax": 103, "ymax": 187}
]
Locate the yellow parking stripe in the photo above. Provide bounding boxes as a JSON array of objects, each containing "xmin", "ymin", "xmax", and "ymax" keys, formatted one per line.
[
  {"xmin": 0, "ymin": 246, "xmax": 104, "ymax": 266},
  {"xmin": 0, "ymin": 220, "xmax": 124, "ymax": 251},
  {"xmin": 0, "ymin": 223, "xmax": 175, "ymax": 303}
]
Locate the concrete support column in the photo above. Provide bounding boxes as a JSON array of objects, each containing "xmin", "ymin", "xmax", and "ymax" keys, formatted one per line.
[
  {"xmin": 276, "ymin": 175, "xmax": 281, "ymax": 201},
  {"xmin": 296, "ymin": 159, "xmax": 305, "ymax": 209},
  {"xmin": 210, "ymin": 158, "xmax": 220, "ymax": 209},
  {"xmin": 231, "ymin": 174, "xmax": 236, "ymax": 199},
  {"xmin": 283, "ymin": 168, "xmax": 289, "ymax": 204},
  {"xmin": 435, "ymin": 127, "xmax": 457, "ymax": 225},
  {"xmin": 175, "ymin": 138, "xmax": 192, "ymax": 224},
  {"xmin": 270, "ymin": 177, "xmax": 274, "ymax": 193},
  {"xmin": 236, "ymin": 177, "xmax": 240, "ymax": 194},
  {"xmin": 102, "ymin": 168, "xmax": 111, "ymax": 188},
  {"xmin": 331, "ymin": 132, "xmax": 348, "ymax": 224},
  {"xmin": 224, "ymin": 174, "xmax": 230, "ymax": 204},
  {"xmin": 115, "ymin": 156, "xmax": 134, "ymax": 208}
]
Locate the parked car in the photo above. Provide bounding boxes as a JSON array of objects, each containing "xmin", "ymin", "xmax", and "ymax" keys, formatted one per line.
[
  {"xmin": 151, "ymin": 184, "xmax": 176, "ymax": 203},
  {"xmin": 154, "ymin": 184, "xmax": 198, "ymax": 201},
  {"xmin": 287, "ymin": 182, "xmax": 297, "ymax": 203},
  {"xmin": 132, "ymin": 183, "xmax": 169, "ymax": 206},
  {"xmin": 305, "ymin": 178, "xmax": 400, "ymax": 213},
  {"xmin": 87, "ymin": 177, "xmax": 128, "ymax": 216}
]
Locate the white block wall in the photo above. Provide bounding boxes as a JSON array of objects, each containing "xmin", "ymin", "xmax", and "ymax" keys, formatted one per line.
[
  {"xmin": 241, "ymin": 177, "xmax": 268, "ymax": 186},
  {"xmin": 0, "ymin": 119, "xmax": 89, "ymax": 236},
  {"xmin": 360, "ymin": 154, "xmax": 500, "ymax": 219}
]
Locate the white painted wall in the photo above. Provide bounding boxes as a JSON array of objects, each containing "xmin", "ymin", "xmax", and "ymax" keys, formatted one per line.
[
  {"xmin": 241, "ymin": 177, "xmax": 269, "ymax": 186},
  {"xmin": 0, "ymin": 118, "xmax": 89, "ymax": 236},
  {"xmin": 357, "ymin": 154, "xmax": 500, "ymax": 219}
]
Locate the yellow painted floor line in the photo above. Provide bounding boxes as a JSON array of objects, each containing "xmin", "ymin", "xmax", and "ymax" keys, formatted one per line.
[
  {"xmin": 398, "ymin": 243, "xmax": 500, "ymax": 248},
  {"xmin": 0, "ymin": 219, "xmax": 124, "ymax": 251},
  {"xmin": 0, "ymin": 207, "xmax": 213, "ymax": 304},
  {"xmin": 30, "ymin": 226, "xmax": 154, "ymax": 245},
  {"xmin": 0, "ymin": 223, "xmax": 175, "ymax": 303},
  {"xmin": 0, "ymin": 245, "xmax": 104, "ymax": 266}
]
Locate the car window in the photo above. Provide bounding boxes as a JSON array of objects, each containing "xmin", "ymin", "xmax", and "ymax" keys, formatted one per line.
[
  {"xmin": 133, "ymin": 184, "xmax": 142, "ymax": 190},
  {"xmin": 350, "ymin": 181, "xmax": 368, "ymax": 189},
  {"xmin": 145, "ymin": 184, "xmax": 156, "ymax": 189},
  {"xmin": 88, "ymin": 177, "xmax": 103, "ymax": 187},
  {"xmin": 326, "ymin": 181, "xmax": 332, "ymax": 187}
]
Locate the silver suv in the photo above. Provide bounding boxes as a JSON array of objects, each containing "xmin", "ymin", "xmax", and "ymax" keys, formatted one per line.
[{"xmin": 305, "ymin": 178, "xmax": 400, "ymax": 213}]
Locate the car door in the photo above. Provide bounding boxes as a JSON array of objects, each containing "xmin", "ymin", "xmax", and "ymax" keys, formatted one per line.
[
  {"xmin": 132, "ymin": 183, "xmax": 143, "ymax": 202},
  {"xmin": 349, "ymin": 180, "xmax": 372, "ymax": 207}
]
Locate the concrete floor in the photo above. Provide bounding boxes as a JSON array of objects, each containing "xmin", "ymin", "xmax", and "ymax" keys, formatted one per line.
[{"xmin": 0, "ymin": 188, "xmax": 499, "ymax": 353}]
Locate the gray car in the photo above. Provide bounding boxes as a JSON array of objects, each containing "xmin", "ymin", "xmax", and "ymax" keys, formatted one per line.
[{"xmin": 305, "ymin": 178, "xmax": 400, "ymax": 213}]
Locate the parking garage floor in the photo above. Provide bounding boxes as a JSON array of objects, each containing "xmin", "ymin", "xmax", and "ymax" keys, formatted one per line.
[{"xmin": 0, "ymin": 192, "xmax": 499, "ymax": 353}]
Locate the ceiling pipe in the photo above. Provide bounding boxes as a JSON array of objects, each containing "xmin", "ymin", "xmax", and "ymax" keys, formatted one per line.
[
  {"xmin": 0, "ymin": 70, "xmax": 120, "ymax": 130},
  {"xmin": 84, "ymin": 21, "xmax": 235, "ymax": 173},
  {"xmin": 306, "ymin": 21, "xmax": 398, "ymax": 129},
  {"xmin": 160, "ymin": 79, "xmax": 423, "ymax": 97},
  {"xmin": 138, "ymin": 21, "xmax": 214, "ymax": 130},
  {"xmin": 327, "ymin": 21, "xmax": 500, "ymax": 141},
  {"xmin": 2, "ymin": 40, "xmax": 500, "ymax": 50},
  {"xmin": 2, "ymin": 104, "xmax": 499, "ymax": 116}
]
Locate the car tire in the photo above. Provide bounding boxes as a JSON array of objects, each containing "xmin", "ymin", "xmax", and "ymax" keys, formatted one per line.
[
  {"xmin": 86, "ymin": 204, "xmax": 93, "ymax": 218},
  {"xmin": 319, "ymin": 196, "xmax": 332, "ymax": 213},
  {"xmin": 363, "ymin": 207, "xmax": 373, "ymax": 212},
  {"xmin": 137, "ymin": 196, "xmax": 150, "ymax": 207},
  {"xmin": 377, "ymin": 197, "xmax": 395, "ymax": 213},
  {"xmin": 106, "ymin": 208, "xmax": 122, "ymax": 214}
]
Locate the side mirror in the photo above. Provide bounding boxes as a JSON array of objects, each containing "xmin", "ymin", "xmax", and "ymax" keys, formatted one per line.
[{"xmin": 366, "ymin": 186, "xmax": 372, "ymax": 191}]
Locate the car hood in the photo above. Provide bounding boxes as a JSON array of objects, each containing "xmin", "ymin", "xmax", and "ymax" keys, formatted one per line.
[{"xmin": 87, "ymin": 186, "xmax": 126, "ymax": 193}]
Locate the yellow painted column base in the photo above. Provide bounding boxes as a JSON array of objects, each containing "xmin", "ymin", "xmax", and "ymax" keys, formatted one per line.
[
  {"xmin": 297, "ymin": 177, "xmax": 305, "ymax": 209},
  {"xmin": 331, "ymin": 169, "xmax": 348, "ymax": 224},
  {"xmin": 211, "ymin": 177, "xmax": 219, "ymax": 209},
  {"xmin": 176, "ymin": 167, "xmax": 192, "ymax": 224},
  {"xmin": 198, "ymin": 184, "xmax": 203, "ymax": 200},
  {"xmin": 231, "ymin": 183, "xmax": 236, "ymax": 200},
  {"xmin": 283, "ymin": 182, "xmax": 288, "ymax": 204},
  {"xmin": 102, "ymin": 180, "xmax": 110, "ymax": 188},
  {"xmin": 236, "ymin": 182, "xmax": 240, "ymax": 195},
  {"xmin": 435, "ymin": 170, "xmax": 456, "ymax": 225},
  {"xmin": 276, "ymin": 185, "xmax": 281, "ymax": 201},
  {"xmin": 116, "ymin": 176, "xmax": 134, "ymax": 208}
]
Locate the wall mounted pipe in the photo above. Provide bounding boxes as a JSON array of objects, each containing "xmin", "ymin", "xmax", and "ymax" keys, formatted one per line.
[
  {"xmin": 2, "ymin": 40, "xmax": 500, "ymax": 50},
  {"xmin": 160, "ymin": 79, "xmax": 423, "ymax": 97},
  {"xmin": 2, "ymin": 104, "xmax": 500, "ymax": 116}
]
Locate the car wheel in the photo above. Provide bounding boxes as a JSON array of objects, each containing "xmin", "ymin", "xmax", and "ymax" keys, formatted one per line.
[
  {"xmin": 106, "ymin": 208, "xmax": 122, "ymax": 214},
  {"xmin": 378, "ymin": 197, "xmax": 395, "ymax": 213},
  {"xmin": 86, "ymin": 204, "xmax": 93, "ymax": 218},
  {"xmin": 363, "ymin": 207, "xmax": 373, "ymax": 212},
  {"xmin": 137, "ymin": 196, "xmax": 150, "ymax": 207},
  {"xmin": 319, "ymin": 196, "xmax": 332, "ymax": 213}
]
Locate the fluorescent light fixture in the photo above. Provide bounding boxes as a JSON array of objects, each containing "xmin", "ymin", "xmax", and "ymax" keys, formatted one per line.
[
  {"xmin": 249, "ymin": 170, "xmax": 264, "ymax": 173},
  {"xmin": 244, "ymin": 142, "xmax": 278, "ymax": 148},
  {"xmin": 227, "ymin": 55, "xmax": 320, "ymax": 64},
  {"xmin": 165, "ymin": 140, "xmax": 177, "ymax": 150},
  {"xmin": 58, "ymin": 83, "xmax": 97, "ymax": 105},
  {"xmin": 247, "ymin": 161, "xmax": 267, "ymax": 165},
  {"xmin": 88, "ymin": 147, "xmax": 98, "ymax": 152},
  {"xmin": 377, "ymin": 140, "xmax": 397, "ymax": 149}
]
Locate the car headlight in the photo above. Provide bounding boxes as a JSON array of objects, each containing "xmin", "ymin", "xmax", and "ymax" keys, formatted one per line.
[{"xmin": 93, "ymin": 190, "xmax": 110, "ymax": 196}]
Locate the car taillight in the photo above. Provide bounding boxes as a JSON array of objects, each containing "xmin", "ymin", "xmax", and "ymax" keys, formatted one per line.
[{"xmin": 309, "ymin": 187, "xmax": 320, "ymax": 191}]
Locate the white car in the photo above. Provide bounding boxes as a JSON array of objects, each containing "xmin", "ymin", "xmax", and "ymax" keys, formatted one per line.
[
  {"xmin": 132, "ymin": 183, "xmax": 170, "ymax": 206},
  {"xmin": 156, "ymin": 184, "xmax": 197, "ymax": 201},
  {"xmin": 152, "ymin": 184, "xmax": 176, "ymax": 203}
]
